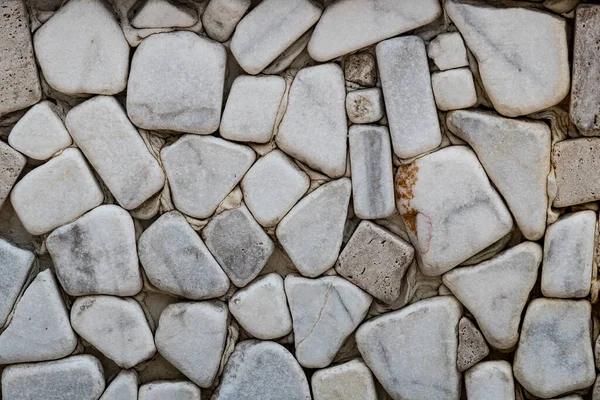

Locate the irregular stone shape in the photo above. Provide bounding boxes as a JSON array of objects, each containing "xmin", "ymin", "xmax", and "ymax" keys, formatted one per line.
[
  {"xmin": 443, "ymin": 242, "xmax": 541, "ymax": 349},
  {"xmin": 356, "ymin": 296, "xmax": 462, "ymax": 400},
  {"xmin": 465, "ymin": 361, "xmax": 515, "ymax": 400},
  {"xmin": 202, "ymin": 205, "xmax": 274, "ymax": 287},
  {"xmin": 446, "ymin": 0, "xmax": 569, "ymax": 117},
  {"xmin": 212, "ymin": 340, "xmax": 311, "ymax": 400},
  {"xmin": 311, "ymin": 359, "xmax": 377, "ymax": 400},
  {"xmin": 10, "ymin": 148, "xmax": 104, "ymax": 235},
  {"xmin": 344, "ymin": 52, "xmax": 377, "ymax": 87},
  {"xmin": 446, "ymin": 109, "xmax": 551, "ymax": 240},
  {"xmin": 66, "ymin": 96, "xmax": 165, "ymax": 210},
  {"xmin": 396, "ymin": 146, "xmax": 513, "ymax": 276},
  {"xmin": 457, "ymin": 317, "xmax": 489, "ymax": 372},
  {"xmin": 542, "ymin": 211, "xmax": 595, "ymax": 298},
  {"xmin": 348, "ymin": 125, "xmax": 394, "ymax": 219},
  {"xmin": 220, "ymin": 75, "xmax": 286, "ymax": 144},
  {"xmin": 139, "ymin": 381, "xmax": 201, "ymax": 400},
  {"xmin": 161, "ymin": 135, "xmax": 255, "ymax": 218},
  {"xmin": 1, "ymin": 355, "xmax": 105, "ymax": 400},
  {"xmin": 514, "ymin": 299, "xmax": 595, "ymax": 398},
  {"xmin": 71, "ymin": 296, "xmax": 156, "ymax": 368},
  {"xmin": 131, "ymin": 0, "xmax": 197, "ymax": 29},
  {"xmin": 99, "ymin": 369, "xmax": 138, "ymax": 400},
  {"xmin": 544, "ymin": 0, "xmax": 581, "ymax": 14},
  {"xmin": 432, "ymin": 68, "xmax": 477, "ymax": 111},
  {"xmin": 276, "ymin": 63, "xmax": 347, "ymax": 178},
  {"xmin": 155, "ymin": 301, "xmax": 227, "ymax": 388},
  {"xmin": 127, "ymin": 31, "xmax": 226, "ymax": 135},
  {"xmin": 552, "ymin": 138, "xmax": 600, "ymax": 207},
  {"xmin": 230, "ymin": 0, "xmax": 322, "ymax": 74},
  {"xmin": 0, "ymin": 141, "xmax": 26, "ymax": 212},
  {"xmin": 202, "ymin": 0, "xmax": 250, "ymax": 42},
  {"xmin": 377, "ymin": 36, "xmax": 442, "ymax": 159},
  {"xmin": 0, "ymin": 237, "xmax": 34, "ymax": 327},
  {"xmin": 138, "ymin": 211, "xmax": 230, "ymax": 299},
  {"xmin": 346, "ymin": 88, "xmax": 384, "ymax": 124},
  {"xmin": 308, "ymin": 0, "xmax": 441, "ymax": 62},
  {"xmin": 33, "ymin": 0, "xmax": 129, "ymax": 95},
  {"xmin": 427, "ymin": 32, "xmax": 469, "ymax": 71},
  {"xmin": 229, "ymin": 273, "xmax": 292, "ymax": 340},
  {"xmin": 276, "ymin": 178, "xmax": 351, "ymax": 277},
  {"xmin": 241, "ymin": 150, "xmax": 310, "ymax": 227},
  {"xmin": 0, "ymin": 0, "xmax": 41, "ymax": 116}
]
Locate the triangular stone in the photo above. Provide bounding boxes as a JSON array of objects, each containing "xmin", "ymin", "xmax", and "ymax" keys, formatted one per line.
[
  {"xmin": 99, "ymin": 369, "xmax": 138, "ymax": 400},
  {"xmin": 457, "ymin": 317, "xmax": 489, "ymax": 372},
  {"xmin": 131, "ymin": 0, "xmax": 197, "ymax": 29}
]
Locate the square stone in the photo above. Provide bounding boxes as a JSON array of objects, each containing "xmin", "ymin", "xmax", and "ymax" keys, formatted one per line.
[
  {"xmin": 311, "ymin": 360, "xmax": 377, "ymax": 400},
  {"xmin": 552, "ymin": 138, "xmax": 600, "ymax": 207},
  {"xmin": 432, "ymin": 68, "xmax": 477, "ymax": 111},
  {"xmin": 427, "ymin": 32, "xmax": 469, "ymax": 71},
  {"xmin": 344, "ymin": 52, "xmax": 377, "ymax": 87},
  {"xmin": 345, "ymin": 88, "xmax": 384, "ymax": 124},
  {"xmin": 0, "ymin": 141, "xmax": 26, "ymax": 211}
]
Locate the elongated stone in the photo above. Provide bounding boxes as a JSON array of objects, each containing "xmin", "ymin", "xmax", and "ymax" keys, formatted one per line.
[
  {"xmin": 139, "ymin": 381, "xmax": 201, "ymax": 400},
  {"xmin": 99, "ymin": 369, "xmax": 138, "ymax": 400},
  {"xmin": 131, "ymin": 0, "xmax": 197, "ymax": 29},
  {"xmin": 311, "ymin": 359, "xmax": 377, "ymax": 400},
  {"xmin": 0, "ymin": 141, "xmax": 26, "ymax": 212},
  {"xmin": 0, "ymin": 237, "xmax": 34, "ymax": 327},
  {"xmin": 552, "ymin": 138, "xmax": 600, "ymax": 207},
  {"xmin": 465, "ymin": 361, "xmax": 515, "ymax": 400},
  {"xmin": 202, "ymin": 0, "xmax": 250, "ymax": 42}
]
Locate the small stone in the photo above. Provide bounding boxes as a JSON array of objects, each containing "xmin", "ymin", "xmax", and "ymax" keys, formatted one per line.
[
  {"xmin": 345, "ymin": 88, "xmax": 384, "ymax": 124},
  {"xmin": 276, "ymin": 63, "xmax": 347, "ymax": 178},
  {"xmin": 514, "ymin": 299, "xmax": 595, "ymax": 398},
  {"xmin": 0, "ymin": 141, "xmax": 26, "ymax": 212},
  {"xmin": 427, "ymin": 32, "xmax": 469, "ymax": 71},
  {"xmin": 71, "ymin": 296, "xmax": 156, "ymax": 368},
  {"xmin": 344, "ymin": 52, "xmax": 377, "ymax": 87},
  {"xmin": 431, "ymin": 68, "xmax": 477, "ymax": 111},
  {"xmin": 0, "ymin": 237, "xmax": 34, "ymax": 327},
  {"xmin": 457, "ymin": 317, "xmax": 490, "ymax": 372},
  {"xmin": 311, "ymin": 359, "xmax": 377, "ymax": 400},
  {"xmin": 552, "ymin": 138, "xmax": 600, "ymax": 207},
  {"xmin": 544, "ymin": 0, "xmax": 581, "ymax": 14},
  {"xmin": 465, "ymin": 361, "xmax": 515, "ymax": 400},
  {"xmin": 99, "ymin": 369, "xmax": 138, "ymax": 400},
  {"xmin": 131, "ymin": 0, "xmax": 198, "ymax": 29},
  {"xmin": 263, "ymin": 30, "xmax": 312, "ymax": 75},
  {"xmin": 139, "ymin": 381, "xmax": 201, "ymax": 400},
  {"xmin": 228, "ymin": 273, "xmax": 292, "ymax": 340},
  {"xmin": 202, "ymin": 205, "xmax": 274, "ymax": 287},
  {"xmin": 202, "ymin": 0, "xmax": 250, "ymax": 42}
]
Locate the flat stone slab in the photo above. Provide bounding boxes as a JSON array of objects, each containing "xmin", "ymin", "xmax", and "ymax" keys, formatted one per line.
[
  {"xmin": 0, "ymin": 237, "xmax": 34, "ymax": 327},
  {"xmin": 346, "ymin": 88, "xmax": 384, "ymax": 125},
  {"xmin": 0, "ymin": 140, "xmax": 26, "ymax": 211},
  {"xmin": 139, "ymin": 381, "xmax": 201, "ymax": 400},
  {"xmin": 99, "ymin": 369, "xmax": 138, "ymax": 400},
  {"xmin": 344, "ymin": 52, "xmax": 377, "ymax": 87},
  {"xmin": 311, "ymin": 359, "xmax": 377, "ymax": 400},
  {"xmin": 465, "ymin": 361, "xmax": 515, "ymax": 400},
  {"xmin": 427, "ymin": 32, "xmax": 469, "ymax": 71},
  {"xmin": 552, "ymin": 138, "xmax": 600, "ymax": 207},
  {"xmin": 131, "ymin": 0, "xmax": 197, "ymax": 29},
  {"xmin": 432, "ymin": 68, "xmax": 477, "ymax": 111},
  {"xmin": 202, "ymin": 0, "xmax": 250, "ymax": 42},
  {"xmin": 457, "ymin": 317, "xmax": 489, "ymax": 372}
]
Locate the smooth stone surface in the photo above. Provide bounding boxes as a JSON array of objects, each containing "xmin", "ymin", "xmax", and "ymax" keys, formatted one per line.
[
  {"xmin": 276, "ymin": 63, "xmax": 347, "ymax": 178},
  {"xmin": 71, "ymin": 296, "xmax": 156, "ymax": 368},
  {"xmin": 229, "ymin": 273, "xmax": 292, "ymax": 340},
  {"xmin": 552, "ymin": 138, "xmax": 600, "ymax": 207},
  {"xmin": 427, "ymin": 32, "xmax": 469, "ymax": 71},
  {"xmin": 0, "ymin": 237, "xmax": 34, "ymax": 327},
  {"xmin": 446, "ymin": 109, "xmax": 551, "ymax": 240},
  {"xmin": 514, "ymin": 299, "xmax": 595, "ymax": 398},
  {"xmin": 131, "ymin": 0, "xmax": 197, "ymax": 29},
  {"xmin": 395, "ymin": 146, "xmax": 513, "ymax": 276},
  {"xmin": 138, "ymin": 211, "xmax": 230, "ymax": 299},
  {"xmin": 212, "ymin": 340, "xmax": 311, "ymax": 400},
  {"xmin": 0, "ymin": 141, "xmax": 26, "ymax": 213},
  {"xmin": 47, "ymin": 205, "xmax": 142, "ymax": 297},
  {"xmin": 155, "ymin": 301, "xmax": 228, "ymax": 388},
  {"xmin": 127, "ymin": 31, "xmax": 226, "ymax": 135},
  {"xmin": 308, "ymin": 0, "xmax": 441, "ymax": 62},
  {"xmin": 377, "ymin": 36, "xmax": 442, "ymax": 159},
  {"xmin": 344, "ymin": 52, "xmax": 377, "ymax": 87},
  {"xmin": 139, "ymin": 381, "xmax": 201, "ymax": 400},
  {"xmin": 465, "ymin": 361, "xmax": 515, "ymax": 400},
  {"xmin": 432, "ymin": 68, "xmax": 477, "ymax": 111},
  {"xmin": 33, "ymin": 0, "xmax": 129, "ymax": 95},
  {"xmin": 161, "ymin": 135, "xmax": 255, "ymax": 219},
  {"xmin": 276, "ymin": 178, "xmax": 351, "ymax": 277},
  {"xmin": 457, "ymin": 317, "xmax": 489, "ymax": 372},
  {"xmin": 356, "ymin": 296, "xmax": 462, "ymax": 400},
  {"xmin": 345, "ymin": 88, "xmax": 384, "ymax": 124},
  {"xmin": 202, "ymin": 0, "xmax": 250, "ymax": 42},
  {"xmin": 10, "ymin": 148, "xmax": 104, "ymax": 235},
  {"xmin": 311, "ymin": 359, "xmax": 377, "ymax": 400},
  {"xmin": 99, "ymin": 369, "xmax": 138, "ymax": 400}
]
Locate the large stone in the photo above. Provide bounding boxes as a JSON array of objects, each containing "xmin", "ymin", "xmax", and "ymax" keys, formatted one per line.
[
  {"xmin": 465, "ymin": 361, "xmax": 515, "ymax": 400},
  {"xmin": 202, "ymin": 0, "xmax": 250, "ymax": 42},
  {"xmin": 311, "ymin": 359, "xmax": 377, "ymax": 400},
  {"xmin": 99, "ymin": 369, "xmax": 138, "ymax": 400},
  {"xmin": 0, "ymin": 237, "xmax": 34, "ymax": 327},
  {"xmin": 139, "ymin": 381, "xmax": 201, "ymax": 400},
  {"xmin": 345, "ymin": 88, "xmax": 384, "ymax": 125},
  {"xmin": 131, "ymin": 0, "xmax": 198, "ymax": 29},
  {"xmin": 427, "ymin": 32, "xmax": 469, "ymax": 71},
  {"xmin": 431, "ymin": 68, "xmax": 477, "ymax": 111},
  {"xmin": 0, "ymin": 141, "xmax": 26, "ymax": 213},
  {"xmin": 552, "ymin": 138, "xmax": 600, "ymax": 207},
  {"xmin": 457, "ymin": 317, "xmax": 489, "ymax": 372}
]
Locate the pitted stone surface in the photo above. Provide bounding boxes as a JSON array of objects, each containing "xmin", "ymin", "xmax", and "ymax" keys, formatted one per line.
[
  {"xmin": 345, "ymin": 88, "xmax": 384, "ymax": 125},
  {"xmin": 552, "ymin": 138, "xmax": 600, "ymax": 207}
]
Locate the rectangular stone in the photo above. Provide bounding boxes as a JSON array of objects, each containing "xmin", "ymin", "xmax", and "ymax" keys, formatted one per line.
[
  {"xmin": 0, "ymin": 141, "xmax": 26, "ymax": 211},
  {"xmin": 552, "ymin": 138, "xmax": 600, "ymax": 207}
]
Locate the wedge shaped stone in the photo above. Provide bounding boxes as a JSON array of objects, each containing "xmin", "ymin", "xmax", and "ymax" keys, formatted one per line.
[
  {"xmin": 0, "ymin": 237, "xmax": 34, "ymax": 327},
  {"xmin": 99, "ymin": 369, "xmax": 138, "ymax": 400},
  {"xmin": 131, "ymin": 0, "xmax": 198, "ymax": 29},
  {"xmin": 552, "ymin": 138, "xmax": 600, "ymax": 207},
  {"xmin": 202, "ymin": 0, "xmax": 251, "ymax": 42},
  {"xmin": 457, "ymin": 317, "xmax": 489, "ymax": 372},
  {"xmin": 0, "ymin": 141, "xmax": 26, "ymax": 211},
  {"xmin": 311, "ymin": 359, "xmax": 377, "ymax": 400},
  {"xmin": 139, "ymin": 381, "xmax": 201, "ymax": 400},
  {"xmin": 465, "ymin": 361, "xmax": 515, "ymax": 400}
]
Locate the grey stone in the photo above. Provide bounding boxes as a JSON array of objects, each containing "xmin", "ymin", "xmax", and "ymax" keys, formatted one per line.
[
  {"xmin": 345, "ymin": 88, "xmax": 384, "ymax": 124},
  {"xmin": 99, "ymin": 369, "xmax": 138, "ymax": 400},
  {"xmin": 139, "ymin": 381, "xmax": 201, "ymax": 400},
  {"xmin": 552, "ymin": 138, "xmax": 600, "ymax": 207},
  {"xmin": 0, "ymin": 237, "xmax": 34, "ymax": 327},
  {"xmin": 457, "ymin": 317, "xmax": 489, "ymax": 372},
  {"xmin": 465, "ymin": 361, "xmax": 515, "ymax": 400},
  {"xmin": 0, "ymin": 141, "xmax": 26, "ymax": 214},
  {"xmin": 432, "ymin": 68, "xmax": 477, "ymax": 111},
  {"xmin": 344, "ymin": 52, "xmax": 377, "ymax": 87},
  {"xmin": 202, "ymin": 0, "xmax": 250, "ymax": 42},
  {"xmin": 131, "ymin": 0, "xmax": 198, "ymax": 29},
  {"xmin": 262, "ymin": 29, "xmax": 312, "ymax": 75},
  {"xmin": 544, "ymin": 0, "xmax": 581, "ymax": 14},
  {"xmin": 311, "ymin": 359, "xmax": 377, "ymax": 400},
  {"xmin": 427, "ymin": 32, "xmax": 469, "ymax": 71}
]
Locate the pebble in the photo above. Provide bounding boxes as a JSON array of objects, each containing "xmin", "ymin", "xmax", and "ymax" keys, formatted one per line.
[
  {"xmin": 131, "ymin": 0, "xmax": 198, "ymax": 29},
  {"xmin": 457, "ymin": 317, "xmax": 489, "ymax": 372},
  {"xmin": 202, "ymin": 0, "xmax": 250, "ymax": 42},
  {"xmin": 344, "ymin": 52, "xmax": 377, "ymax": 87},
  {"xmin": 99, "ymin": 369, "xmax": 138, "ymax": 400},
  {"xmin": 0, "ymin": 237, "xmax": 34, "ymax": 327},
  {"xmin": 427, "ymin": 32, "xmax": 469, "ymax": 71},
  {"xmin": 552, "ymin": 138, "xmax": 600, "ymax": 207},
  {"xmin": 311, "ymin": 359, "xmax": 377, "ymax": 400},
  {"xmin": 138, "ymin": 381, "xmax": 201, "ymax": 400},
  {"xmin": 465, "ymin": 360, "xmax": 515, "ymax": 400},
  {"xmin": 431, "ymin": 68, "xmax": 477, "ymax": 111},
  {"xmin": 345, "ymin": 88, "xmax": 384, "ymax": 124},
  {"xmin": 0, "ymin": 141, "xmax": 26, "ymax": 213}
]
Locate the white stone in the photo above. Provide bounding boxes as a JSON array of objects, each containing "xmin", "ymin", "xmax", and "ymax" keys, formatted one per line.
[
  {"xmin": 276, "ymin": 178, "xmax": 351, "ymax": 277},
  {"xmin": 308, "ymin": 0, "xmax": 442, "ymax": 62},
  {"xmin": 396, "ymin": 146, "xmax": 513, "ymax": 276},
  {"xmin": 241, "ymin": 150, "xmax": 310, "ymax": 227},
  {"xmin": 446, "ymin": 0, "xmax": 570, "ymax": 117},
  {"xmin": 220, "ymin": 75, "xmax": 286, "ymax": 144},
  {"xmin": 161, "ymin": 135, "xmax": 255, "ymax": 219},
  {"xmin": 465, "ymin": 361, "xmax": 515, "ymax": 400},
  {"xmin": 446, "ymin": 109, "xmax": 551, "ymax": 241},
  {"xmin": 127, "ymin": 31, "xmax": 226, "ymax": 135},
  {"xmin": 345, "ymin": 88, "xmax": 384, "ymax": 124},
  {"xmin": 202, "ymin": 0, "xmax": 251, "ymax": 42},
  {"xmin": 139, "ymin": 381, "xmax": 201, "ymax": 400},
  {"xmin": 10, "ymin": 148, "xmax": 104, "ymax": 235},
  {"xmin": 377, "ymin": 36, "xmax": 442, "ymax": 159},
  {"xmin": 0, "ymin": 141, "xmax": 26, "ymax": 211},
  {"xmin": 155, "ymin": 301, "xmax": 228, "ymax": 388},
  {"xmin": 71, "ymin": 296, "xmax": 156, "ymax": 368},
  {"xmin": 229, "ymin": 273, "xmax": 292, "ymax": 340},
  {"xmin": 432, "ymin": 68, "xmax": 477, "ymax": 111},
  {"xmin": 276, "ymin": 63, "xmax": 347, "ymax": 178},
  {"xmin": 138, "ymin": 211, "xmax": 230, "ymax": 299},
  {"xmin": 311, "ymin": 359, "xmax": 377, "ymax": 400},
  {"xmin": 0, "ymin": 237, "xmax": 34, "ymax": 327},
  {"xmin": 33, "ymin": 0, "xmax": 129, "ymax": 95},
  {"xmin": 8, "ymin": 101, "xmax": 72, "ymax": 161},
  {"xmin": 356, "ymin": 296, "xmax": 462, "ymax": 400},
  {"xmin": 131, "ymin": 0, "xmax": 198, "ymax": 29},
  {"xmin": 230, "ymin": 0, "xmax": 322, "ymax": 74},
  {"xmin": 427, "ymin": 32, "xmax": 469, "ymax": 71},
  {"xmin": 99, "ymin": 369, "xmax": 138, "ymax": 400}
]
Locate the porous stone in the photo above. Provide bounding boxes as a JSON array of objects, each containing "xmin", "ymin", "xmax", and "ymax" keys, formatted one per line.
[
  {"xmin": 427, "ymin": 32, "xmax": 469, "ymax": 71},
  {"xmin": 139, "ymin": 381, "xmax": 201, "ymax": 400},
  {"xmin": 202, "ymin": 0, "xmax": 250, "ymax": 42},
  {"xmin": 465, "ymin": 361, "xmax": 515, "ymax": 400},
  {"xmin": 432, "ymin": 68, "xmax": 477, "ymax": 111},
  {"xmin": 377, "ymin": 36, "xmax": 442, "ymax": 159},
  {"xmin": 276, "ymin": 63, "xmax": 347, "ymax": 178},
  {"xmin": 131, "ymin": 0, "xmax": 198, "ymax": 29},
  {"xmin": 552, "ymin": 138, "xmax": 600, "ymax": 207},
  {"xmin": 33, "ymin": 0, "xmax": 129, "ymax": 95},
  {"xmin": 127, "ymin": 31, "xmax": 226, "ymax": 135},
  {"xmin": 345, "ymin": 88, "xmax": 384, "ymax": 124},
  {"xmin": 0, "ymin": 141, "xmax": 26, "ymax": 213},
  {"xmin": 276, "ymin": 178, "xmax": 351, "ymax": 277},
  {"xmin": 344, "ymin": 52, "xmax": 377, "ymax": 87},
  {"xmin": 0, "ymin": 237, "xmax": 34, "ymax": 327},
  {"xmin": 99, "ymin": 369, "xmax": 138, "ymax": 400},
  {"xmin": 161, "ymin": 135, "xmax": 255, "ymax": 219},
  {"xmin": 311, "ymin": 359, "xmax": 377, "ymax": 400},
  {"xmin": 457, "ymin": 317, "xmax": 489, "ymax": 372}
]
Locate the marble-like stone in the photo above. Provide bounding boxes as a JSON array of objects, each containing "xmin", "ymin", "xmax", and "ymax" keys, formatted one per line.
[
  {"xmin": 465, "ymin": 361, "xmax": 515, "ymax": 400},
  {"xmin": 446, "ymin": 109, "xmax": 551, "ymax": 240},
  {"xmin": 139, "ymin": 381, "xmax": 201, "ymax": 400},
  {"xmin": 276, "ymin": 178, "xmax": 351, "ymax": 277},
  {"xmin": 356, "ymin": 296, "xmax": 462, "ymax": 400},
  {"xmin": 432, "ymin": 68, "xmax": 477, "ymax": 111},
  {"xmin": 262, "ymin": 30, "xmax": 312, "ymax": 74},
  {"xmin": 344, "ymin": 52, "xmax": 377, "ymax": 87},
  {"xmin": 396, "ymin": 146, "xmax": 513, "ymax": 276},
  {"xmin": 0, "ymin": 237, "xmax": 34, "ymax": 327},
  {"xmin": 220, "ymin": 75, "xmax": 286, "ymax": 144},
  {"xmin": 552, "ymin": 138, "xmax": 600, "ymax": 207},
  {"xmin": 161, "ymin": 135, "xmax": 255, "ymax": 219},
  {"xmin": 308, "ymin": 0, "xmax": 441, "ymax": 62},
  {"xmin": 138, "ymin": 211, "xmax": 230, "ymax": 299},
  {"xmin": 457, "ymin": 317, "xmax": 489, "ymax": 372},
  {"xmin": 99, "ymin": 369, "xmax": 138, "ymax": 400},
  {"xmin": 202, "ymin": 0, "xmax": 250, "ymax": 42},
  {"xmin": 155, "ymin": 301, "xmax": 228, "ymax": 388},
  {"xmin": 202, "ymin": 205, "xmax": 273, "ymax": 287},
  {"xmin": 427, "ymin": 32, "xmax": 469, "ymax": 71},
  {"xmin": 276, "ymin": 63, "xmax": 347, "ymax": 178},
  {"xmin": 33, "ymin": 0, "xmax": 129, "ymax": 95},
  {"xmin": 514, "ymin": 299, "xmax": 595, "ymax": 398},
  {"xmin": 311, "ymin": 359, "xmax": 377, "ymax": 400},
  {"xmin": 446, "ymin": 0, "xmax": 570, "ymax": 117},
  {"xmin": 345, "ymin": 88, "xmax": 384, "ymax": 124},
  {"xmin": 71, "ymin": 296, "xmax": 156, "ymax": 368},
  {"xmin": 0, "ymin": 141, "xmax": 26, "ymax": 212},
  {"xmin": 1, "ymin": 355, "xmax": 105, "ymax": 400},
  {"xmin": 230, "ymin": 0, "xmax": 322, "ymax": 74},
  {"xmin": 127, "ymin": 31, "xmax": 226, "ymax": 135},
  {"xmin": 377, "ymin": 36, "xmax": 442, "ymax": 159},
  {"xmin": 229, "ymin": 273, "xmax": 292, "ymax": 340},
  {"xmin": 10, "ymin": 148, "xmax": 104, "ymax": 235},
  {"xmin": 212, "ymin": 340, "xmax": 311, "ymax": 400},
  {"xmin": 131, "ymin": 0, "xmax": 198, "ymax": 29}
]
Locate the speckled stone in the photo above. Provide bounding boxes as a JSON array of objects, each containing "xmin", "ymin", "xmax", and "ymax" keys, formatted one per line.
[
  {"xmin": 99, "ymin": 369, "xmax": 138, "ymax": 400},
  {"xmin": 139, "ymin": 381, "xmax": 201, "ymax": 400},
  {"xmin": 457, "ymin": 317, "xmax": 489, "ymax": 372},
  {"xmin": 552, "ymin": 138, "xmax": 600, "ymax": 207},
  {"xmin": 345, "ymin": 88, "xmax": 384, "ymax": 124},
  {"xmin": 202, "ymin": 0, "xmax": 250, "ymax": 42},
  {"xmin": 311, "ymin": 359, "xmax": 377, "ymax": 400},
  {"xmin": 0, "ymin": 237, "xmax": 34, "ymax": 327},
  {"xmin": 0, "ymin": 141, "xmax": 26, "ymax": 212},
  {"xmin": 465, "ymin": 361, "xmax": 515, "ymax": 400},
  {"xmin": 344, "ymin": 52, "xmax": 377, "ymax": 87}
]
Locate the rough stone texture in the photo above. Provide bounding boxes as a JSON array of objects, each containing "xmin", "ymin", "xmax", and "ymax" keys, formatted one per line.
[
  {"xmin": 344, "ymin": 52, "xmax": 377, "ymax": 87},
  {"xmin": 0, "ymin": 237, "xmax": 34, "ymax": 327},
  {"xmin": 552, "ymin": 138, "xmax": 600, "ymax": 207},
  {"xmin": 131, "ymin": 0, "xmax": 198, "ymax": 29},
  {"xmin": 311, "ymin": 359, "xmax": 377, "ymax": 400},
  {"xmin": 427, "ymin": 32, "xmax": 469, "ymax": 71},
  {"xmin": 432, "ymin": 68, "xmax": 477, "ymax": 111},
  {"xmin": 99, "ymin": 369, "xmax": 138, "ymax": 400},
  {"xmin": 139, "ymin": 381, "xmax": 201, "ymax": 400},
  {"xmin": 0, "ymin": 141, "xmax": 26, "ymax": 215},
  {"xmin": 457, "ymin": 317, "xmax": 490, "ymax": 372},
  {"xmin": 202, "ymin": 0, "xmax": 250, "ymax": 42},
  {"xmin": 465, "ymin": 361, "xmax": 515, "ymax": 400},
  {"xmin": 346, "ymin": 88, "xmax": 384, "ymax": 124}
]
